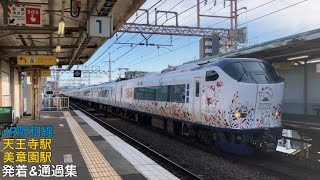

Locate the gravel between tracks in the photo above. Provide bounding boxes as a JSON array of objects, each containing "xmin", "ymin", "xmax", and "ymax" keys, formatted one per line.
[{"xmin": 101, "ymin": 117, "xmax": 281, "ymax": 180}]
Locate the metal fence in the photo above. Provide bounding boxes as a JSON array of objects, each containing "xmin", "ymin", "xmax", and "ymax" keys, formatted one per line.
[{"xmin": 41, "ymin": 97, "xmax": 69, "ymax": 111}]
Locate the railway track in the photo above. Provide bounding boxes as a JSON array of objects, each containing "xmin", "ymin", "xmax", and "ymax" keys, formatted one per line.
[
  {"xmin": 70, "ymin": 102, "xmax": 203, "ymax": 180},
  {"xmin": 70, "ymin": 101, "xmax": 320, "ymax": 180}
]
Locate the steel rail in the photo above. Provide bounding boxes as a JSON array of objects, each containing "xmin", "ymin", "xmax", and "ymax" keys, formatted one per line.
[{"xmin": 69, "ymin": 102, "xmax": 203, "ymax": 180}]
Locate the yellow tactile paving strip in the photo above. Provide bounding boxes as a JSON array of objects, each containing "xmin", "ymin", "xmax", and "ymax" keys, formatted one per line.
[{"xmin": 64, "ymin": 111, "xmax": 121, "ymax": 180}]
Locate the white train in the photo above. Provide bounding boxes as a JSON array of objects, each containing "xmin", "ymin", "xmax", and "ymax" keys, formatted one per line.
[{"xmin": 66, "ymin": 58, "xmax": 284, "ymax": 154}]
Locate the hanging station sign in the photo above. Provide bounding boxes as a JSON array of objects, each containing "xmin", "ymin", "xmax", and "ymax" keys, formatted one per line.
[
  {"xmin": 17, "ymin": 56, "xmax": 57, "ymax": 66},
  {"xmin": 26, "ymin": 69, "xmax": 51, "ymax": 77},
  {"xmin": 8, "ymin": 3, "xmax": 42, "ymax": 26}
]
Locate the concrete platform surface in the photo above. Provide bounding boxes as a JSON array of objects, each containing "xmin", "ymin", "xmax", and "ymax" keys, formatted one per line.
[{"xmin": 0, "ymin": 111, "xmax": 178, "ymax": 180}]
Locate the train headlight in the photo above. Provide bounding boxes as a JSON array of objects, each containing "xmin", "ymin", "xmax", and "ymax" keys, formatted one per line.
[
  {"xmin": 235, "ymin": 112, "xmax": 247, "ymax": 118},
  {"xmin": 235, "ymin": 112, "xmax": 241, "ymax": 118},
  {"xmin": 275, "ymin": 111, "xmax": 281, "ymax": 116}
]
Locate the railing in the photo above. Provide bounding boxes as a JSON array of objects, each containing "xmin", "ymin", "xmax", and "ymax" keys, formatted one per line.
[{"xmin": 41, "ymin": 97, "xmax": 69, "ymax": 111}]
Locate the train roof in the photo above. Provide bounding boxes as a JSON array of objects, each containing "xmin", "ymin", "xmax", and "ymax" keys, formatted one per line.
[{"xmin": 67, "ymin": 58, "xmax": 264, "ymax": 91}]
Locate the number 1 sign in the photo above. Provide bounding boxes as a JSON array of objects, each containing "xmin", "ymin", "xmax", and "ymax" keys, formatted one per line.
[{"xmin": 88, "ymin": 16, "xmax": 113, "ymax": 38}]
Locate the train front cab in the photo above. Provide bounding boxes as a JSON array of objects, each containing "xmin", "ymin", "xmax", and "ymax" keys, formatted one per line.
[{"xmin": 210, "ymin": 59, "xmax": 285, "ymax": 154}]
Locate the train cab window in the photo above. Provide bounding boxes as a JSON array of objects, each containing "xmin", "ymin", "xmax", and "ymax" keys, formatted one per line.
[
  {"xmin": 242, "ymin": 61, "xmax": 284, "ymax": 84},
  {"xmin": 242, "ymin": 62, "xmax": 268, "ymax": 84},
  {"xmin": 144, "ymin": 87, "xmax": 156, "ymax": 100},
  {"xmin": 156, "ymin": 86, "xmax": 168, "ymax": 101},
  {"xmin": 169, "ymin": 84, "xmax": 185, "ymax": 103},
  {"xmin": 223, "ymin": 63, "xmax": 252, "ymax": 83},
  {"xmin": 206, "ymin": 70, "xmax": 219, "ymax": 81},
  {"xmin": 259, "ymin": 62, "xmax": 284, "ymax": 83}
]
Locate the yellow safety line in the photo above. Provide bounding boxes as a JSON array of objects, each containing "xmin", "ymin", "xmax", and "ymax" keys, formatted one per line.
[{"xmin": 64, "ymin": 111, "xmax": 121, "ymax": 180}]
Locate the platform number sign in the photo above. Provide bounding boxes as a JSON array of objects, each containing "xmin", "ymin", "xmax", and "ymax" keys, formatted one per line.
[
  {"xmin": 74, "ymin": 70, "xmax": 81, "ymax": 77},
  {"xmin": 88, "ymin": 16, "xmax": 112, "ymax": 38}
]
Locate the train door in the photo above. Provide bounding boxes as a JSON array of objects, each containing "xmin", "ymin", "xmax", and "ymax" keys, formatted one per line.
[
  {"xmin": 193, "ymin": 77, "xmax": 202, "ymax": 123},
  {"xmin": 120, "ymin": 85, "xmax": 124, "ymax": 105}
]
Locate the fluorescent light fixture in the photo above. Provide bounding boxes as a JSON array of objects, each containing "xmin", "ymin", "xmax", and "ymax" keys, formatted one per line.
[
  {"xmin": 57, "ymin": 21, "xmax": 65, "ymax": 35},
  {"xmin": 287, "ymin": 55, "xmax": 309, "ymax": 61},
  {"xmin": 56, "ymin": 45, "xmax": 61, "ymax": 53},
  {"xmin": 317, "ymin": 64, "xmax": 320, "ymax": 73}
]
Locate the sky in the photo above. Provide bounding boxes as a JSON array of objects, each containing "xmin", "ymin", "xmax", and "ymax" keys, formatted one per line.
[{"xmin": 55, "ymin": 0, "xmax": 320, "ymax": 87}]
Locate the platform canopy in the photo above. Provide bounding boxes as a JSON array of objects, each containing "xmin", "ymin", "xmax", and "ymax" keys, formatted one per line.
[
  {"xmin": 220, "ymin": 28, "xmax": 320, "ymax": 62},
  {"xmin": 0, "ymin": 0, "xmax": 145, "ymax": 69},
  {"xmin": 187, "ymin": 28, "xmax": 320, "ymax": 66},
  {"xmin": 226, "ymin": 29, "xmax": 320, "ymax": 62}
]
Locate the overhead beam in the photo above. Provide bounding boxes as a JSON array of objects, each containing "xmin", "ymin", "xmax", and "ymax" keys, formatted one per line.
[
  {"xmin": 16, "ymin": 37, "xmax": 77, "ymax": 40},
  {"xmin": 58, "ymin": 56, "xmax": 89, "ymax": 60},
  {"xmin": 0, "ymin": 45, "xmax": 98, "ymax": 50},
  {"xmin": 67, "ymin": 0, "xmax": 95, "ymax": 70},
  {"xmin": 18, "ymin": 35, "xmax": 32, "ymax": 55},
  {"xmin": 0, "ymin": 26, "xmax": 85, "ymax": 31},
  {"xmin": 0, "ymin": 32, "xmax": 13, "ymax": 39},
  {"xmin": 1, "ymin": 50, "xmax": 27, "ymax": 60},
  {"xmin": 263, "ymin": 48, "xmax": 320, "ymax": 60},
  {"xmin": 2, "ymin": 0, "xmax": 8, "ymax": 25},
  {"xmin": 118, "ymin": 23, "xmax": 234, "ymax": 37},
  {"xmin": 0, "ymin": 1, "xmax": 48, "ymax": 5},
  {"xmin": 27, "ymin": 35, "xmax": 38, "ymax": 55},
  {"xmin": 68, "ymin": 34, "xmax": 92, "ymax": 70},
  {"xmin": 48, "ymin": 0, "xmax": 54, "ymax": 55}
]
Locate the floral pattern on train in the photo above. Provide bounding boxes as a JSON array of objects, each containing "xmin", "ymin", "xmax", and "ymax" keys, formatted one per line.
[
  {"xmin": 255, "ymin": 86, "xmax": 282, "ymax": 128},
  {"xmin": 202, "ymin": 81, "xmax": 228, "ymax": 127},
  {"xmin": 125, "ymin": 100, "xmax": 193, "ymax": 121}
]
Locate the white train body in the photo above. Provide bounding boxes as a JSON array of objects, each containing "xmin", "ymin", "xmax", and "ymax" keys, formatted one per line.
[{"xmin": 67, "ymin": 58, "xmax": 284, "ymax": 153}]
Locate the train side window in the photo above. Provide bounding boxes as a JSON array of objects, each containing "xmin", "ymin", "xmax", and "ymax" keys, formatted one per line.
[
  {"xmin": 206, "ymin": 70, "xmax": 219, "ymax": 81},
  {"xmin": 134, "ymin": 87, "xmax": 145, "ymax": 100},
  {"xmin": 195, "ymin": 81, "xmax": 200, "ymax": 97},
  {"xmin": 84, "ymin": 91, "xmax": 90, "ymax": 96},
  {"xmin": 145, "ymin": 87, "xmax": 156, "ymax": 100},
  {"xmin": 156, "ymin": 86, "xmax": 168, "ymax": 101},
  {"xmin": 169, "ymin": 84, "xmax": 185, "ymax": 103}
]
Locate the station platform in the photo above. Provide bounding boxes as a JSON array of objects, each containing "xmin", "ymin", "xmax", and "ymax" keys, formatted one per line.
[{"xmin": 0, "ymin": 111, "xmax": 178, "ymax": 180}]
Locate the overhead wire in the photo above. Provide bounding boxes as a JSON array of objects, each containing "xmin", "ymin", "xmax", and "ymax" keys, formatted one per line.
[
  {"xmin": 131, "ymin": 0, "xmax": 308, "ymax": 68},
  {"xmin": 116, "ymin": 0, "xmax": 218, "ymax": 68},
  {"xmin": 123, "ymin": 0, "xmax": 286, "ymax": 68},
  {"xmin": 238, "ymin": 0, "xmax": 308, "ymax": 26},
  {"xmin": 118, "ymin": 0, "xmax": 223, "ymax": 68},
  {"xmin": 87, "ymin": 0, "xmax": 167, "ymax": 67},
  {"xmin": 111, "ymin": 0, "xmax": 188, "ymax": 65}
]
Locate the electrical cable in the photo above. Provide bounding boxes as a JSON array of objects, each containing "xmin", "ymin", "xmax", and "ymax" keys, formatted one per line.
[
  {"xmin": 238, "ymin": 0, "xmax": 307, "ymax": 26},
  {"xmin": 87, "ymin": 0, "xmax": 168, "ymax": 67}
]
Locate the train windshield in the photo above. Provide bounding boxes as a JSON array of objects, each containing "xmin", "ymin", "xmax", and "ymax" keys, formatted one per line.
[{"xmin": 223, "ymin": 61, "xmax": 284, "ymax": 84}]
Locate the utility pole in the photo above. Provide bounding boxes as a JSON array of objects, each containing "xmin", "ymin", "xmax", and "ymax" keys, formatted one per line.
[
  {"xmin": 234, "ymin": 0, "xmax": 238, "ymax": 29},
  {"xmin": 230, "ymin": 0, "xmax": 233, "ymax": 29},
  {"xmin": 197, "ymin": 0, "xmax": 200, "ymax": 27},
  {"xmin": 117, "ymin": 68, "xmax": 129, "ymax": 79}
]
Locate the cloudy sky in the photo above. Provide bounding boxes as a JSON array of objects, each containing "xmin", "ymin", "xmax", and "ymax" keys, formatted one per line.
[{"xmin": 57, "ymin": 0, "xmax": 320, "ymax": 86}]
